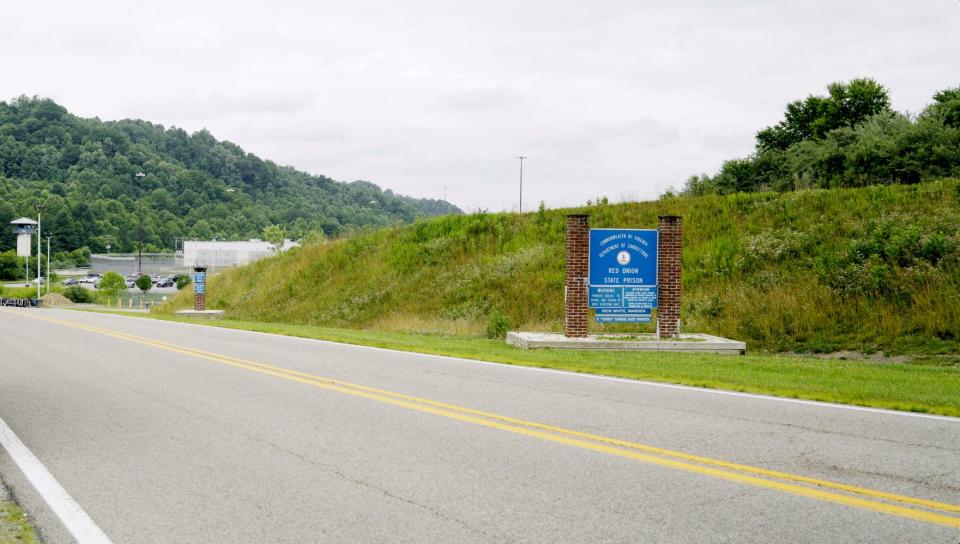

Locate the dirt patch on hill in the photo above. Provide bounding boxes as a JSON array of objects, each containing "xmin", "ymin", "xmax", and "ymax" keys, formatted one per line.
[{"xmin": 40, "ymin": 293, "xmax": 74, "ymax": 307}]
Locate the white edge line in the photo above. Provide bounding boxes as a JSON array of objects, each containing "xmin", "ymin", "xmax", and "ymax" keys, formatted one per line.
[
  {"xmin": 53, "ymin": 308, "xmax": 960, "ymax": 423},
  {"xmin": 0, "ymin": 416, "xmax": 114, "ymax": 544}
]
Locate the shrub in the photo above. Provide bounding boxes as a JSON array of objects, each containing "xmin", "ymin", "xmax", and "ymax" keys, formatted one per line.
[
  {"xmin": 136, "ymin": 274, "xmax": 153, "ymax": 292},
  {"xmin": 485, "ymin": 311, "xmax": 511, "ymax": 339},
  {"xmin": 63, "ymin": 285, "xmax": 94, "ymax": 303},
  {"xmin": 98, "ymin": 271, "xmax": 126, "ymax": 297},
  {"xmin": 175, "ymin": 274, "xmax": 191, "ymax": 290}
]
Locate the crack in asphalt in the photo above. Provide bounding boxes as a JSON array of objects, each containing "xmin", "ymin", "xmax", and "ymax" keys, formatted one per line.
[{"xmin": 242, "ymin": 432, "xmax": 514, "ymax": 543}]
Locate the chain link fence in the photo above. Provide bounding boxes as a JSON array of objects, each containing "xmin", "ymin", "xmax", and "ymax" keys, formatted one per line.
[
  {"xmin": 90, "ymin": 253, "xmax": 187, "ymax": 276},
  {"xmin": 101, "ymin": 290, "xmax": 175, "ymax": 310}
]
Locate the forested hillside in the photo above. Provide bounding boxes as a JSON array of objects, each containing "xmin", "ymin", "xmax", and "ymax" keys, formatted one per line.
[
  {"xmin": 686, "ymin": 80, "xmax": 960, "ymax": 194},
  {"xmin": 0, "ymin": 96, "xmax": 459, "ymax": 256},
  {"xmin": 163, "ymin": 180, "xmax": 960, "ymax": 355}
]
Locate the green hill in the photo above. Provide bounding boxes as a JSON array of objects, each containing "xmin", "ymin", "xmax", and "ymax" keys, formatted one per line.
[
  {"xmin": 0, "ymin": 96, "xmax": 460, "ymax": 258},
  {"xmin": 162, "ymin": 179, "xmax": 960, "ymax": 355}
]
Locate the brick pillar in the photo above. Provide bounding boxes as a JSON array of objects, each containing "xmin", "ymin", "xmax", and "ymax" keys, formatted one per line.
[
  {"xmin": 657, "ymin": 216, "xmax": 682, "ymax": 338},
  {"xmin": 193, "ymin": 267, "xmax": 206, "ymax": 312},
  {"xmin": 565, "ymin": 214, "xmax": 590, "ymax": 338}
]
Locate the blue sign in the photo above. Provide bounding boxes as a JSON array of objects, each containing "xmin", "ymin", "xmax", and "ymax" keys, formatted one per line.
[
  {"xmin": 589, "ymin": 229, "xmax": 658, "ymax": 287},
  {"xmin": 588, "ymin": 286, "xmax": 623, "ymax": 308},
  {"xmin": 588, "ymin": 286, "xmax": 659, "ymax": 309},
  {"xmin": 194, "ymin": 271, "xmax": 206, "ymax": 295},
  {"xmin": 589, "ymin": 229, "xmax": 658, "ymax": 323},
  {"xmin": 595, "ymin": 308, "xmax": 652, "ymax": 323}
]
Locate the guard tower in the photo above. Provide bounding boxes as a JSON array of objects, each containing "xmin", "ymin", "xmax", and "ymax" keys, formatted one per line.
[
  {"xmin": 10, "ymin": 218, "xmax": 37, "ymax": 257},
  {"xmin": 11, "ymin": 217, "xmax": 37, "ymax": 282}
]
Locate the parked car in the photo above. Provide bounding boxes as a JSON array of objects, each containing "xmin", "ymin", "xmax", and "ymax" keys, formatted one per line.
[
  {"xmin": 63, "ymin": 278, "xmax": 79, "ymax": 286},
  {"xmin": 155, "ymin": 279, "xmax": 175, "ymax": 288}
]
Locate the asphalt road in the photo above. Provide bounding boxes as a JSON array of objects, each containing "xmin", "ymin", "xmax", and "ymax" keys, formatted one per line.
[{"xmin": 0, "ymin": 308, "xmax": 958, "ymax": 543}]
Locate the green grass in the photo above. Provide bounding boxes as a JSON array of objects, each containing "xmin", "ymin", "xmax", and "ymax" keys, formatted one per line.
[
  {"xmin": 0, "ymin": 498, "xmax": 39, "ymax": 544},
  {"xmin": 158, "ymin": 179, "xmax": 960, "ymax": 355},
  {"xmin": 91, "ymin": 311, "xmax": 960, "ymax": 417}
]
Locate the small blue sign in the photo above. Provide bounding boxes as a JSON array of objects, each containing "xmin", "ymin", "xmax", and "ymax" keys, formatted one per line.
[
  {"xmin": 588, "ymin": 286, "xmax": 623, "ymax": 308},
  {"xmin": 194, "ymin": 271, "xmax": 206, "ymax": 295},
  {"xmin": 624, "ymin": 286, "xmax": 658, "ymax": 309},
  {"xmin": 595, "ymin": 309, "xmax": 652, "ymax": 323}
]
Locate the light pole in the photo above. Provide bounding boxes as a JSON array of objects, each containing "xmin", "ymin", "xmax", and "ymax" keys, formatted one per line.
[
  {"xmin": 136, "ymin": 171, "xmax": 145, "ymax": 276},
  {"xmin": 34, "ymin": 203, "xmax": 46, "ymax": 300},
  {"xmin": 46, "ymin": 236, "xmax": 51, "ymax": 295},
  {"xmin": 516, "ymin": 156, "xmax": 527, "ymax": 213}
]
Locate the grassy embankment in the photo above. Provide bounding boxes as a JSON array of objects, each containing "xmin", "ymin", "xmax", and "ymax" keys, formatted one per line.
[
  {"xmin": 142, "ymin": 180, "xmax": 960, "ymax": 415},
  {"xmin": 160, "ymin": 179, "xmax": 960, "ymax": 355}
]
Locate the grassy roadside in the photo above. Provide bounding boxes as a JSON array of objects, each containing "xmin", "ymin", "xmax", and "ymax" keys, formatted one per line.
[
  {"xmin": 0, "ymin": 489, "xmax": 40, "ymax": 544},
  {"xmin": 83, "ymin": 310, "xmax": 960, "ymax": 417}
]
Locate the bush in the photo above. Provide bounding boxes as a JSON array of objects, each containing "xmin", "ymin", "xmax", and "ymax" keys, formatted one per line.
[
  {"xmin": 63, "ymin": 285, "xmax": 94, "ymax": 303},
  {"xmin": 98, "ymin": 271, "xmax": 126, "ymax": 297},
  {"xmin": 136, "ymin": 274, "xmax": 152, "ymax": 292},
  {"xmin": 175, "ymin": 274, "xmax": 191, "ymax": 290},
  {"xmin": 485, "ymin": 311, "xmax": 511, "ymax": 339}
]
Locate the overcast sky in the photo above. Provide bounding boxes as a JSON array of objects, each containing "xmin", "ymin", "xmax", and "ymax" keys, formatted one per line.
[{"xmin": 2, "ymin": 1, "xmax": 958, "ymax": 211}]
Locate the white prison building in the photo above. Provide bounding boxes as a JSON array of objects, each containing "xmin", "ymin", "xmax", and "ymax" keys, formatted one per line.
[{"xmin": 180, "ymin": 239, "xmax": 298, "ymax": 269}]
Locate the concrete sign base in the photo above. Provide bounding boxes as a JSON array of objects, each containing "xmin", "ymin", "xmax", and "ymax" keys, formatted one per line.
[
  {"xmin": 507, "ymin": 331, "xmax": 745, "ymax": 355},
  {"xmin": 175, "ymin": 309, "xmax": 225, "ymax": 319}
]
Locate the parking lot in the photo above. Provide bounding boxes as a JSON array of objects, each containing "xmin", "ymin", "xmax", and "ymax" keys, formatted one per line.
[{"xmin": 61, "ymin": 273, "xmax": 185, "ymax": 293}]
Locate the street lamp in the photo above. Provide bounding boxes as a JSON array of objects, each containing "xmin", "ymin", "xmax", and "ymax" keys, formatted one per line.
[
  {"xmin": 46, "ymin": 235, "xmax": 51, "ymax": 296},
  {"xmin": 515, "ymin": 156, "xmax": 527, "ymax": 214},
  {"xmin": 34, "ymin": 202, "xmax": 46, "ymax": 301},
  {"xmin": 136, "ymin": 171, "xmax": 145, "ymax": 276}
]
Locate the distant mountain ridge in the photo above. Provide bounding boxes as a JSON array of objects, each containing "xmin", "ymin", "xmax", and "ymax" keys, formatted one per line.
[{"xmin": 0, "ymin": 96, "xmax": 460, "ymax": 254}]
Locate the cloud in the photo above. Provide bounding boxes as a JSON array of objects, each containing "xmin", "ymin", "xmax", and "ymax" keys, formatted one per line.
[
  {"xmin": 432, "ymin": 87, "xmax": 526, "ymax": 114},
  {"xmin": 1, "ymin": 0, "xmax": 958, "ymax": 211},
  {"xmin": 131, "ymin": 90, "xmax": 316, "ymax": 122}
]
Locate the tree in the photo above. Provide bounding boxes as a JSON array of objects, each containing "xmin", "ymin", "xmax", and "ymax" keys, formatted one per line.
[
  {"xmin": 756, "ymin": 78, "xmax": 890, "ymax": 151},
  {"xmin": 0, "ymin": 251, "xmax": 23, "ymax": 280},
  {"xmin": 98, "ymin": 271, "xmax": 126, "ymax": 297},
  {"xmin": 0, "ymin": 96, "xmax": 460, "ymax": 256},
  {"xmin": 930, "ymin": 87, "xmax": 960, "ymax": 128},
  {"xmin": 263, "ymin": 224, "xmax": 286, "ymax": 254},
  {"xmin": 136, "ymin": 274, "xmax": 152, "ymax": 293}
]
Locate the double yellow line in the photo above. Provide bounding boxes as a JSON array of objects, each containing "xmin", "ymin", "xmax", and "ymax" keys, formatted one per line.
[{"xmin": 6, "ymin": 310, "xmax": 960, "ymax": 529}]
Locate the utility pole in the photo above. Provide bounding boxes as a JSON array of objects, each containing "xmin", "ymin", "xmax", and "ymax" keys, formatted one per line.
[
  {"xmin": 34, "ymin": 203, "xmax": 46, "ymax": 301},
  {"xmin": 136, "ymin": 171, "xmax": 145, "ymax": 276},
  {"xmin": 46, "ymin": 236, "xmax": 51, "ymax": 295},
  {"xmin": 516, "ymin": 156, "xmax": 527, "ymax": 213}
]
